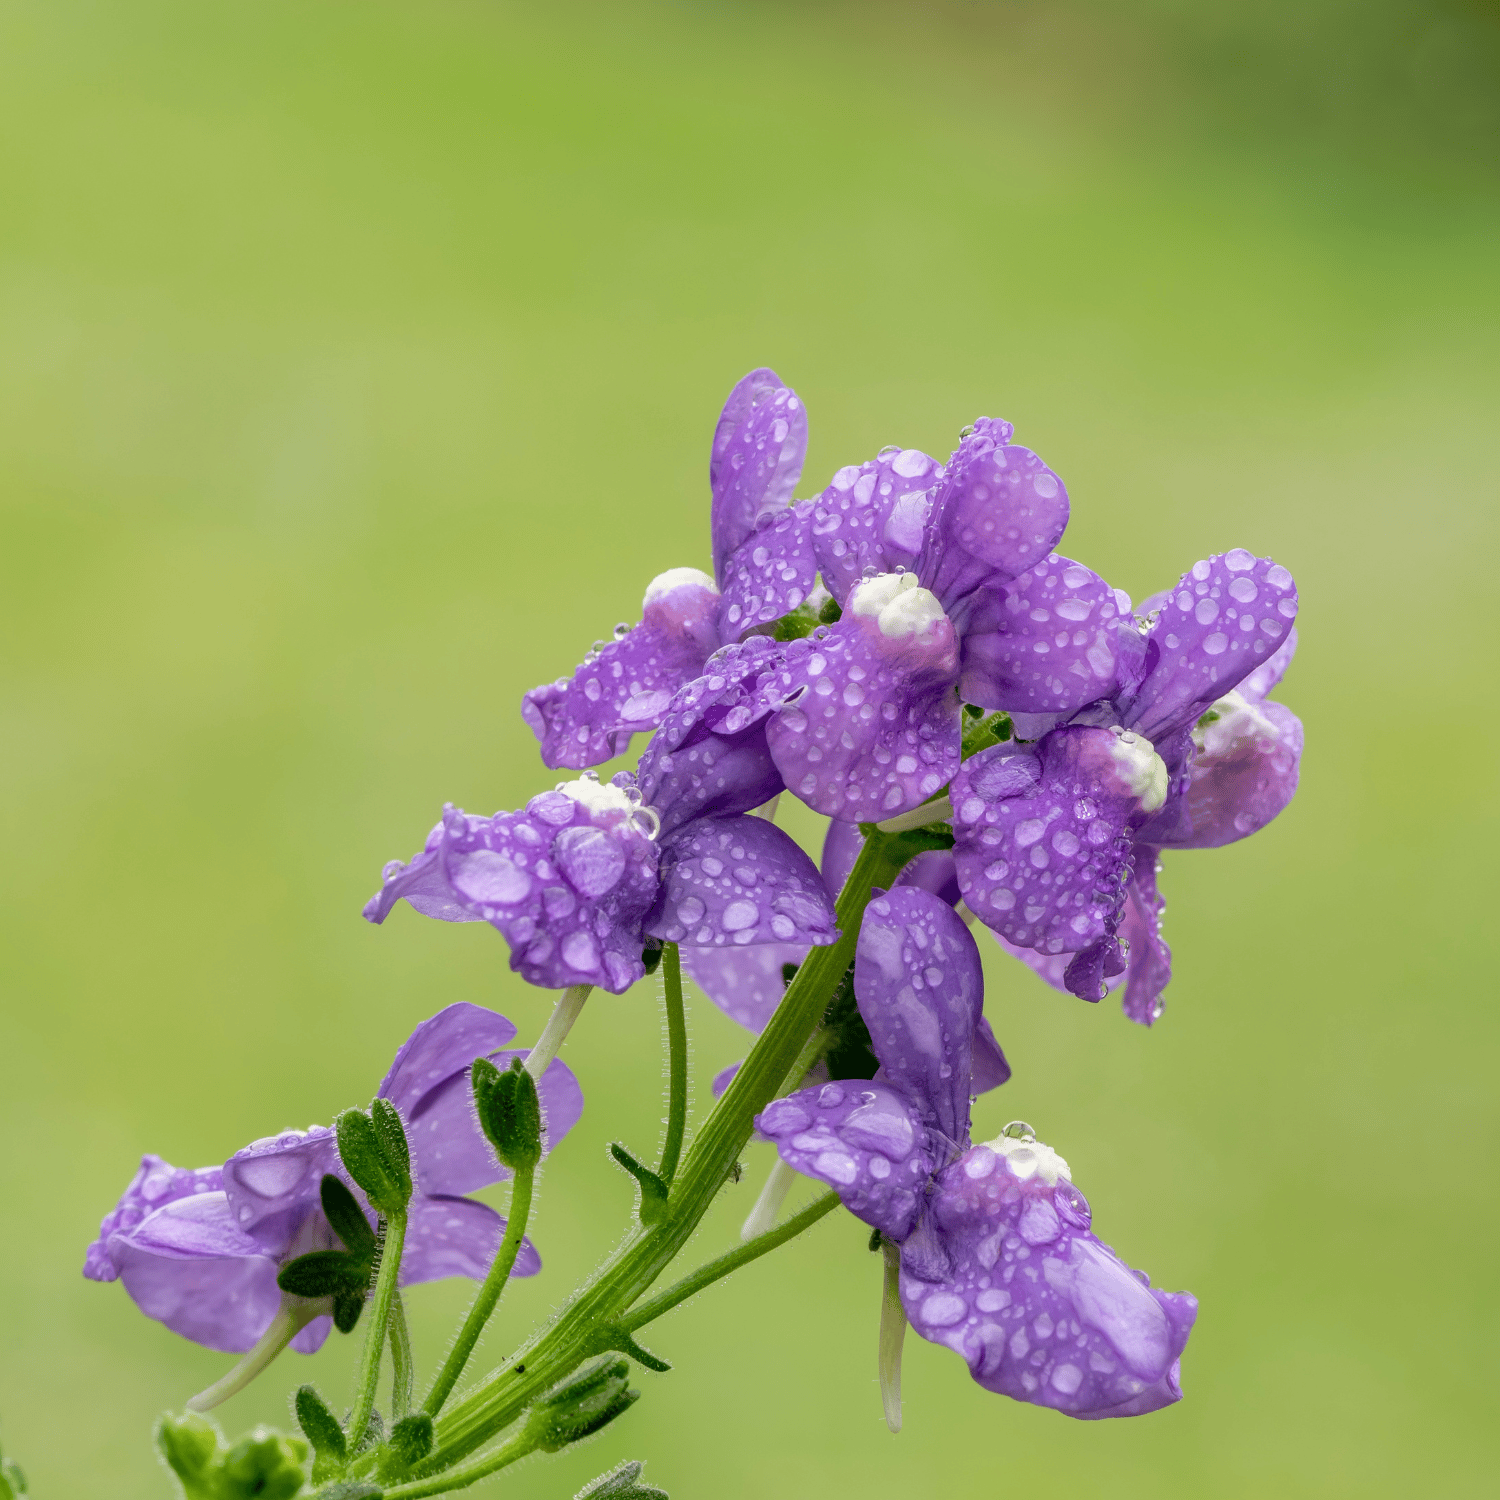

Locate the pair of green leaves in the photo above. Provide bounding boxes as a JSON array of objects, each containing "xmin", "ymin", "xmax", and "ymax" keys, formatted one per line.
[{"xmin": 276, "ymin": 1176, "xmax": 379, "ymax": 1335}]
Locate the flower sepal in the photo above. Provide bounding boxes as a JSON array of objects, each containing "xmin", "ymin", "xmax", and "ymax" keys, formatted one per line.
[
  {"xmin": 472, "ymin": 1056, "xmax": 543, "ymax": 1174},
  {"xmin": 523, "ymin": 1358, "xmax": 640, "ymax": 1453},
  {"xmin": 335, "ymin": 1104, "xmax": 412, "ymax": 1219},
  {"xmin": 155, "ymin": 1412, "xmax": 309, "ymax": 1500}
]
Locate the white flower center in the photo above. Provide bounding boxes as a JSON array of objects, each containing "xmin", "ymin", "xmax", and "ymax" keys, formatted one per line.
[
  {"xmin": 643, "ymin": 566, "xmax": 718, "ymax": 608},
  {"xmin": 980, "ymin": 1133, "xmax": 1072, "ymax": 1186},
  {"xmin": 1192, "ymin": 689, "xmax": 1280, "ymax": 761},
  {"xmin": 848, "ymin": 571, "xmax": 949, "ymax": 642},
  {"xmin": 1107, "ymin": 727, "xmax": 1169, "ymax": 813}
]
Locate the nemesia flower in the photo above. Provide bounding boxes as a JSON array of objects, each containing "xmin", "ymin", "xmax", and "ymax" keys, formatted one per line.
[
  {"xmin": 522, "ymin": 368, "xmax": 815, "ymax": 768},
  {"xmin": 950, "ymin": 551, "xmax": 1300, "ymax": 1019},
  {"xmin": 754, "ymin": 887, "xmax": 1196, "ymax": 1417},
  {"xmin": 365, "ymin": 770, "xmax": 837, "ymax": 995},
  {"xmin": 83, "ymin": 1004, "xmax": 581, "ymax": 1354}
]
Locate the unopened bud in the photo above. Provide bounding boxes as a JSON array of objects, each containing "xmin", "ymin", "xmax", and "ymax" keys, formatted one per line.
[
  {"xmin": 526, "ymin": 1358, "xmax": 639, "ymax": 1453},
  {"xmin": 472, "ymin": 1056, "xmax": 543, "ymax": 1173},
  {"xmin": 336, "ymin": 1107, "xmax": 409, "ymax": 1216}
]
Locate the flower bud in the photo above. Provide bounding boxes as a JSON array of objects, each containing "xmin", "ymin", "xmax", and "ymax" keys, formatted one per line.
[
  {"xmin": 471, "ymin": 1056, "xmax": 543, "ymax": 1173},
  {"xmin": 576, "ymin": 1459, "xmax": 669, "ymax": 1499},
  {"xmin": 335, "ymin": 1107, "xmax": 409, "ymax": 1216},
  {"xmin": 525, "ymin": 1358, "xmax": 640, "ymax": 1453},
  {"xmin": 155, "ymin": 1413, "xmax": 219, "ymax": 1496},
  {"xmin": 217, "ymin": 1428, "xmax": 309, "ymax": 1500}
]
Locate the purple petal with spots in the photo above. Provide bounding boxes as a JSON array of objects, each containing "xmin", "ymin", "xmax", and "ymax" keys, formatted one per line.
[
  {"xmin": 521, "ymin": 570, "xmax": 723, "ymax": 769},
  {"xmin": 84, "ymin": 1155, "xmax": 224, "ymax": 1282},
  {"xmin": 755, "ymin": 1082, "xmax": 935, "ymax": 1242},
  {"xmin": 1121, "ymin": 551, "xmax": 1298, "ymax": 743},
  {"xmin": 808, "ymin": 449, "xmax": 942, "ymax": 606},
  {"xmin": 645, "ymin": 815, "xmax": 837, "ymax": 950},
  {"xmin": 379, "ymin": 1002, "xmax": 517, "ymax": 1119},
  {"xmin": 1238, "ymin": 625, "xmax": 1297, "ymax": 704},
  {"xmin": 366, "ymin": 792, "xmax": 660, "ymax": 995},
  {"xmin": 402, "ymin": 1048, "xmax": 583, "ymax": 1197},
  {"xmin": 918, "ymin": 423, "xmax": 1069, "ymax": 610},
  {"xmin": 951, "ymin": 732, "xmax": 1144, "ymax": 973},
  {"xmin": 710, "ymin": 369, "xmax": 808, "ymax": 579},
  {"xmin": 905, "ymin": 1139, "xmax": 1196, "ymax": 1419},
  {"xmin": 105, "ymin": 1192, "xmax": 288, "ymax": 1353},
  {"xmin": 402, "ymin": 1194, "xmax": 540, "ymax": 1285},
  {"xmin": 222, "ymin": 1127, "xmax": 341, "ymax": 1255},
  {"xmin": 718, "ymin": 500, "xmax": 820, "ymax": 640},
  {"xmin": 1117, "ymin": 856, "xmax": 1171, "ymax": 1026},
  {"xmin": 681, "ymin": 940, "xmax": 806, "ymax": 1034},
  {"xmin": 855, "ymin": 888, "xmax": 983, "ymax": 1145},
  {"xmin": 958, "ymin": 555, "xmax": 1136, "ymax": 714},
  {"xmin": 764, "ymin": 624, "xmax": 960, "ymax": 820}
]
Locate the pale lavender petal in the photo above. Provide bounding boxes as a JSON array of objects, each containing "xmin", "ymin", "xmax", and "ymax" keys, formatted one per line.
[
  {"xmin": 970, "ymin": 1017, "xmax": 1012, "ymax": 1094},
  {"xmin": 856, "ymin": 888, "xmax": 983, "ymax": 1145},
  {"xmin": 1117, "ymin": 856, "xmax": 1171, "ymax": 1027},
  {"xmin": 681, "ymin": 941, "xmax": 805, "ymax": 1034},
  {"xmin": 84, "ymin": 1155, "xmax": 224, "ymax": 1282},
  {"xmin": 710, "ymin": 369, "xmax": 808, "ymax": 579},
  {"xmin": 755, "ymin": 1081, "xmax": 935, "ymax": 1241},
  {"xmin": 646, "ymin": 815, "xmax": 837, "ymax": 950},
  {"xmin": 904, "ymin": 1140, "xmax": 1196, "ymax": 1418},
  {"xmin": 820, "ymin": 819, "xmax": 864, "ymax": 896},
  {"xmin": 823, "ymin": 821, "xmax": 962, "ymax": 908},
  {"xmin": 1122, "ymin": 551, "xmax": 1298, "ymax": 743},
  {"xmin": 362, "ymin": 817, "xmax": 486, "ymax": 926},
  {"xmin": 951, "ymin": 732, "xmax": 1146, "ymax": 984},
  {"xmin": 401, "ymin": 1194, "xmax": 540, "ymax": 1284},
  {"xmin": 379, "ymin": 1002, "xmax": 517, "ymax": 1119},
  {"xmin": 711, "ymin": 1061, "xmax": 741, "ymax": 1098},
  {"xmin": 222, "ymin": 1127, "xmax": 340, "ymax": 1256},
  {"xmin": 290, "ymin": 1317, "xmax": 332, "ymax": 1354},
  {"xmin": 764, "ymin": 623, "xmax": 960, "ymax": 820},
  {"xmin": 718, "ymin": 500, "xmax": 820, "ymax": 639},
  {"xmin": 108, "ymin": 1193, "xmax": 284, "ymax": 1353},
  {"xmin": 809, "ymin": 449, "xmax": 941, "ymax": 606},
  {"xmin": 521, "ymin": 570, "xmax": 723, "ymax": 769},
  {"xmin": 919, "ymin": 423, "xmax": 1069, "ymax": 610},
  {"xmin": 1238, "ymin": 625, "xmax": 1298, "ymax": 703},
  {"xmin": 957, "ymin": 555, "xmax": 1135, "ymax": 714},
  {"xmin": 404, "ymin": 1049, "xmax": 583, "ymax": 1197}
]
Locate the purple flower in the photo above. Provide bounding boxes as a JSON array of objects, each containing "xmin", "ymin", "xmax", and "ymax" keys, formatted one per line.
[
  {"xmin": 951, "ymin": 550, "xmax": 1301, "ymax": 1022},
  {"xmin": 747, "ymin": 419, "xmax": 1076, "ymax": 819},
  {"xmin": 83, "ymin": 1003, "xmax": 581, "ymax": 1354},
  {"xmin": 365, "ymin": 770, "xmax": 837, "ymax": 994},
  {"xmin": 754, "ymin": 888, "xmax": 1196, "ymax": 1418},
  {"xmin": 522, "ymin": 369, "xmax": 815, "ymax": 768}
]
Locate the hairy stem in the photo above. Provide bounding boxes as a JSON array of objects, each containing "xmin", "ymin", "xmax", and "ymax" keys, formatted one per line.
[
  {"xmin": 879, "ymin": 1239, "xmax": 907, "ymax": 1434},
  {"xmin": 741, "ymin": 1157, "xmax": 799, "ymax": 1242},
  {"xmin": 658, "ymin": 943, "xmax": 688, "ymax": 1187},
  {"xmin": 347, "ymin": 1210, "xmax": 407, "ymax": 1451},
  {"xmin": 389, "ymin": 1290, "xmax": 414, "ymax": 1421},
  {"xmin": 524, "ymin": 985, "xmax": 592, "ymax": 1080},
  {"xmin": 380, "ymin": 1429, "xmax": 534, "ymax": 1498},
  {"xmin": 624, "ymin": 1191, "xmax": 839, "ymax": 1334},
  {"xmin": 185, "ymin": 1298, "xmax": 320, "ymax": 1412},
  {"xmin": 423, "ymin": 1167, "xmax": 537, "ymax": 1418}
]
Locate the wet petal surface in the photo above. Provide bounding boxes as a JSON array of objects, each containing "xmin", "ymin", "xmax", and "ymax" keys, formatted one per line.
[
  {"xmin": 809, "ymin": 448, "xmax": 941, "ymax": 605},
  {"xmin": 710, "ymin": 369, "xmax": 808, "ymax": 579}
]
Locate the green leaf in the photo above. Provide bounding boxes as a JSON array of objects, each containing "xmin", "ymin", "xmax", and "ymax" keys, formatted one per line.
[
  {"xmin": 320, "ymin": 1176, "xmax": 376, "ymax": 1258},
  {"xmin": 472, "ymin": 1056, "xmax": 543, "ymax": 1173},
  {"xmin": 294, "ymin": 1385, "xmax": 346, "ymax": 1482},
  {"xmin": 277, "ymin": 1250, "xmax": 367, "ymax": 1301},
  {"xmin": 575, "ymin": 1460, "xmax": 669, "ymax": 1500},
  {"xmin": 608, "ymin": 1143, "xmax": 668, "ymax": 1223},
  {"xmin": 332, "ymin": 1290, "xmax": 365, "ymax": 1335}
]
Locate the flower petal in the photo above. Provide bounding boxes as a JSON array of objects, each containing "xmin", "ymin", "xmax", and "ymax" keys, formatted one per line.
[
  {"xmin": 957, "ymin": 555, "xmax": 1137, "ymax": 714},
  {"xmin": 710, "ymin": 369, "xmax": 808, "ymax": 580},
  {"xmin": 84, "ymin": 1155, "xmax": 224, "ymax": 1282},
  {"xmin": 379, "ymin": 1002, "xmax": 518, "ymax": 1119},
  {"xmin": 718, "ymin": 501, "xmax": 820, "ymax": 639},
  {"xmin": 755, "ymin": 1081, "xmax": 935, "ymax": 1241},
  {"xmin": 222, "ymin": 1128, "xmax": 340, "ymax": 1255},
  {"xmin": 681, "ymin": 941, "xmax": 806, "ymax": 1034},
  {"xmin": 646, "ymin": 815, "xmax": 837, "ymax": 950},
  {"xmin": 919, "ymin": 422, "xmax": 1069, "ymax": 610},
  {"xmin": 1122, "ymin": 551, "xmax": 1298, "ymax": 743},
  {"xmin": 521, "ymin": 569, "xmax": 723, "ymax": 770},
  {"xmin": 904, "ymin": 1139, "xmax": 1197, "ymax": 1419},
  {"xmin": 856, "ymin": 888, "xmax": 984, "ymax": 1146},
  {"xmin": 809, "ymin": 449, "xmax": 941, "ymax": 606},
  {"xmin": 764, "ymin": 623, "xmax": 960, "ymax": 820},
  {"xmin": 951, "ymin": 733, "xmax": 1146, "ymax": 990},
  {"xmin": 1238, "ymin": 625, "xmax": 1298, "ymax": 703},
  {"xmin": 970, "ymin": 1016, "xmax": 1012, "ymax": 1094},
  {"xmin": 108, "ymin": 1193, "xmax": 284, "ymax": 1353},
  {"xmin": 824, "ymin": 820, "xmax": 962, "ymax": 909},
  {"xmin": 401, "ymin": 1194, "xmax": 540, "ymax": 1284},
  {"xmin": 1117, "ymin": 855, "xmax": 1171, "ymax": 1026}
]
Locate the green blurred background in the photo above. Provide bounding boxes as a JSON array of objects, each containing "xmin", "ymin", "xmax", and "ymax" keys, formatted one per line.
[{"xmin": 2, "ymin": 0, "xmax": 1497, "ymax": 1494}]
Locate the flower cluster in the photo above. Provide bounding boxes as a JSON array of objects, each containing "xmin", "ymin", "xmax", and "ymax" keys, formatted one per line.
[{"xmin": 82, "ymin": 367, "xmax": 1303, "ymax": 1483}]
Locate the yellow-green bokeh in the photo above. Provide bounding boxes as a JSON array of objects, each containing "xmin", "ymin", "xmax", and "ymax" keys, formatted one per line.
[{"xmin": 2, "ymin": 2, "xmax": 1496, "ymax": 1495}]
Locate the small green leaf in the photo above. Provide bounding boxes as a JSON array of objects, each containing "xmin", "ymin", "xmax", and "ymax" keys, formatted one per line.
[
  {"xmin": 277, "ymin": 1250, "xmax": 368, "ymax": 1301},
  {"xmin": 316, "ymin": 1485, "xmax": 383, "ymax": 1499},
  {"xmin": 332, "ymin": 1290, "xmax": 366, "ymax": 1335},
  {"xmin": 526, "ymin": 1359, "xmax": 639, "ymax": 1453},
  {"xmin": 608, "ymin": 1143, "xmax": 668, "ymax": 1223},
  {"xmin": 294, "ymin": 1385, "xmax": 346, "ymax": 1482},
  {"xmin": 320, "ymin": 1176, "xmax": 377, "ymax": 1259}
]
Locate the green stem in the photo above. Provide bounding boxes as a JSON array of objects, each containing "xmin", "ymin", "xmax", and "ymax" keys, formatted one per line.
[
  {"xmin": 524, "ymin": 985, "xmax": 591, "ymax": 1080},
  {"xmin": 380, "ymin": 1430, "xmax": 533, "ymax": 1498},
  {"xmin": 184, "ymin": 1298, "xmax": 320, "ymax": 1412},
  {"xmin": 389, "ymin": 1290, "xmax": 414, "ymax": 1421},
  {"xmin": 347, "ymin": 1210, "xmax": 407, "ymax": 1452},
  {"xmin": 658, "ymin": 943, "xmax": 688, "ymax": 1187},
  {"xmin": 420, "ymin": 829, "xmax": 917, "ymax": 1474},
  {"xmin": 423, "ymin": 1167, "xmax": 537, "ymax": 1418},
  {"xmin": 878, "ymin": 1239, "xmax": 907, "ymax": 1434},
  {"xmin": 622, "ymin": 1191, "xmax": 838, "ymax": 1334}
]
